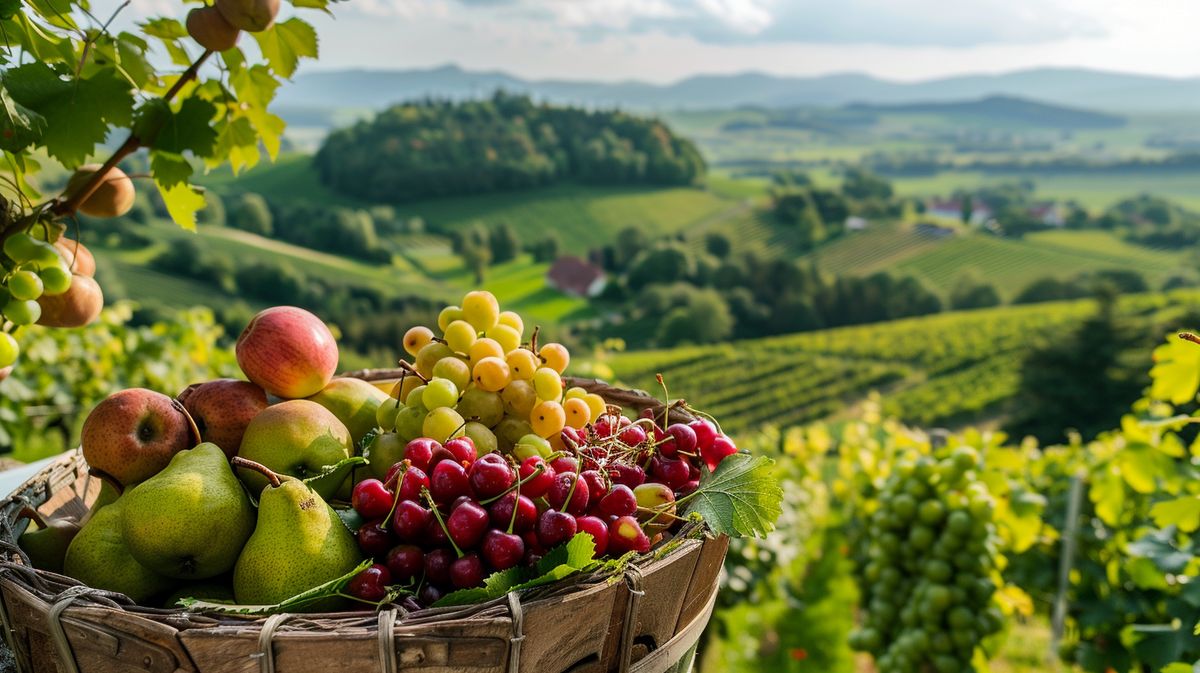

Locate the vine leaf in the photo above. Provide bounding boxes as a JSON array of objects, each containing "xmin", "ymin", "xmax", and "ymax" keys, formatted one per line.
[
  {"xmin": 433, "ymin": 534, "xmax": 598, "ymax": 608},
  {"xmin": 154, "ymin": 179, "xmax": 205, "ymax": 231},
  {"xmin": 180, "ymin": 560, "xmax": 374, "ymax": 615},
  {"xmin": 149, "ymin": 97, "xmax": 218, "ymax": 157},
  {"xmin": 681, "ymin": 453, "xmax": 782, "ymax": 538},
  {"xmin": 149, "ymin": 151, "xmax": 193, "ymax": 189},
  {"xmin": 1149, "ymin": 496, "xmax": 1200, "ymax": 533},
  {"xmin": 0, "ymin": 86, "xmax": 46, "ymax": 153},
  {"xmin": 1150, "ymin": 336, "xmax": 1200, "ymax": 405},
  {"xmin": 253, "ymin": 19, "xmax": 318, "ymax": 79},
  {"xmin": 303, "ymin": 456, "xmax": 368, "ymax": 499}
]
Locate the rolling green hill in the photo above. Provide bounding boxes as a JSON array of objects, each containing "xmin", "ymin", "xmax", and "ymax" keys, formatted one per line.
[{"xmin": 603, "ymin": 291, "xmax": 1200, "ymax": 433}]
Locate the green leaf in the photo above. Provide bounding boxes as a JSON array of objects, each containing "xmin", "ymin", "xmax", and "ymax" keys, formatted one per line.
[
  {"xmin": 155, "ymin": 179, "xmax": 206, "ymax": 231},
  {"xmin": 149, "ymin": 97, "xmax": 218, "ymax": 156},
  {"xmin": 230, "ymin": 64, "xmax": 285, "ymax": 159},
  {"xmin": 1160, "ymin": 664, "xmax": 1193, "ymax": 673},
  {"xmin": 1118, "ymin": 446, "xmax": 1171, "ymax": 494},
  {"xmin": 433, "ymin": 534, "xmax": 599, "ymax": 608},
  {"xmin": 24, "ymin": 0, "xmax": 77, "ymax": 30},
  {"xmin": 182, "ymin": 560, "xmax": 373, "ymax": 615},
  {"xmin": 141, "ymin": 18, "xmax": 188, "ymax": 39},
  {"xmin": 302, "ymin": 456, "xmax": 368, "ymax": 498},
  {"xmin": 680, "ymin": 454, "xmax": 782, "ymax": 538},
  {"xmin": 115, "ymin": 33, "xmax": 154, "ymax": 88},
  {"xmin": 291, "ymin": 0, "xmax": 331, "ymax": 10},
  {"xmin": 0, "ymin": 86, "xmax": 46, "ymax": 152},
  {"xmin": 149, "ymin": 151, "xmax": 193, "ymax": 189},
  {"xmin": 1151, "ymin": 336, "xmax": 1200, "ymax": 405},
  {"xmin": 210, "ymin": 116, "xmax": 261, "ymax": 173},
  {"xmin": 252, "ymin": 18, "xmax": 318, "ymax": 79},
  {"xmin": 0, "ymin": 0, "xmax": 20, "ymax": 21},
  {"xmin": 3, "ymin": 63, "xmax": 134, "ymax": 166},
  {"xmin": 1150, "ymin": 496, "xmax": 1200, "ymax": 533}
]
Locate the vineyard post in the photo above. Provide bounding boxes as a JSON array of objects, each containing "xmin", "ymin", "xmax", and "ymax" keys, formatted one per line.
[{"xmin": 1051, "ymin": 473, "xmax": 1085, "ymax": 652}]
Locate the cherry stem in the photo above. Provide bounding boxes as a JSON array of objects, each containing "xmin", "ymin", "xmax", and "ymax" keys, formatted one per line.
[
  {"xmin": 422, "ymin": 488, "xmax": 464, "ymax": 558},
  {"xmin": 637, "ymin": 505, "xmax": 685, "ymax": 523},
  {"xmin": 231, "ymin": 457, "xmax": 281, "ymax": 488},
  {"xmin": 380, "ymin": 462, "xmax": 410, "ymax": 532},
  {"xmin": 480, "ymin": 462, "xmax": 545, "ymax": 505},
  {"xmin": 396, "ymin": 359, "xmax": 430, "ymax": 384},
  {"xmin": 507, "ymin": 461, "xmax": 522, "ymax": 535}
]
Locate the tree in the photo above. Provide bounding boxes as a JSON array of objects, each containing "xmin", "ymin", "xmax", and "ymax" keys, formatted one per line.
[
  {"xmin": 198, "ymin": 192, "xmax": 226, "ymax": 228},
  {"xmin": 489, "ymin": 223, "xmax": 521, "ymax": 264},
  {"xmin": 950, "ymin": 274, "xmax": 1002, "ymax": 310},
  {"xmin": 842, "ymin": 169, "xmax": 893, "ymax": 201},
  {"xmin": 529, "ymin": 234, "xmax": 561, "ymax": 263},
  {"xmin": 231, "ymin": 194, "xmax": 274, "ymax": 237},
  {"xmin": 626, "ymin": 244, "xmax": 695, "ymax": 291},
  {"xmin": 615, "ymin": 227, "xmax": 648, "ymax": 269},
  {"xmin": 705, "ymin": 233, "xmax": 732, "ymax": 259},
  {"xmin": 1013, "ymin": 277, "xmax": 1089, "ymax": 305},
  {"xmin": 655, "ymin": 290, "xmax": 733, "ymax": 346}
]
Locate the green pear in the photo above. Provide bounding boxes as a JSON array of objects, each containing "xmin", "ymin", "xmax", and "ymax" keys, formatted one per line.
[
  {"xmin": 18, "ymin": 508, "xmax": 80, "ymax": 574},
  {"xmin": 121, "ymin": 443, "xmax": 255, "ymax": 580},
  {"xmin": 307, "ymin": 378, "xmax": 389, "ymax": 446},
  {"xmin": 63, "ymin": 499, "xmax": 175, "ymax": 603},
  {"xmin": 237, "ymin": 400, "xmax": 353, "ymax": 497},
  {"xmin": 231, "ymin": 458, "xmax": 361, "ymax": 610}
]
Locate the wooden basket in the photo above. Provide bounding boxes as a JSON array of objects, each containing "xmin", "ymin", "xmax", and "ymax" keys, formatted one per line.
[{"xmin": 0, "ymin": 376, "xmax": 729, "ymax": 673}]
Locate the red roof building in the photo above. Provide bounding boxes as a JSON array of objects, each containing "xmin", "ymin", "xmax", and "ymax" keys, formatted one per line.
[{"xmin": 546, "ymin": 256, "xmax": 607, "ymax": 297}]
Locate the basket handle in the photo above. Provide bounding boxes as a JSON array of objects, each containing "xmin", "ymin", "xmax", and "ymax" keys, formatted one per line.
[
  {"xmin": 506, "ymin": 591, "xmax": 525, "ymax": 673},
  {"xmin": 255, "ymin": 613, "xmax": 292, "ymax": 673},
  {"xmin": 615, "ymin": 565, "xmax": 646, "ymax": 673},
  {"xmin": 377, "ymin": 608, "xmax": 398, "ymax": 673}
]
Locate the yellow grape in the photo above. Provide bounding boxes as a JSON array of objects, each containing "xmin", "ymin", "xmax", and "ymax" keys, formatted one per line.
[
  {"xmin": 532, "ymin": 367, "xmax": 563, "ymax": 402},
  {"xmin": 0, "ymin": 332, "xmax": 17, "ymax": 368},
  {"xmin": 423, "ymin": 407, "xmax": 466, "ymax": 444},
  {"xmin": 498, "ymin": 310, "xmax": 524, "ymax": 336},
  {"xmin": 583, "ymin": 393, "xmax": 606, "ymax": 422},
  {"xmin": 564, "ymin": 386, "xmax": 588, "ymax": 401},
  {"xmin": 398, "ymin": 376, "xmax": 423, "ymax": 402},
  {"xmin": 402, "ymin": 326, "xmax": 434, "ymax": 357},
  {"xmin": 432, "ymin": 357, "xmax": 472, "ymax": 391},
  {"xmin": 501, "ymin": 379, "xmax": 538, "ymax": 416},
  {"xmin": 415, "ymin": 342, "xmax": 454, "ymax": 378},
  {"xmin": 506, "ymin": 349, "xmax": 539, "ymax": 380},
  {"xmin": 486, "ymin": 324, "xmax": 522, "ymax": 353},
  {"xmin": 461, "ymin": 290, "xmax": 500, "ymax": 331},
  {"xmin": 405, "ymin": 384, "xmax": 427, "ymax": 408},
  {"xmin": 443, "ymin": 320, "xmax": 477, "ymax": 354},
  {"xmin": 468, "ymin": 337, "xmax": 505, "ymax": 364},
  {"xmin": 539, "ymin": 343, "xmax": 570, "ymax": 374},
  {"xmin": 473, "ymin": 356, "xmax": 511, "ymax": 392},
  {"xmin": 438, "ymin": 305, "xmax": 463, "ymax": 331},
  {"xmin": 563, "ymin": 397, "xmax": 590, "ymax": 429},
  {"xmin": 530, "ymin": 400, "xmax": 566, "ymax": 438}
]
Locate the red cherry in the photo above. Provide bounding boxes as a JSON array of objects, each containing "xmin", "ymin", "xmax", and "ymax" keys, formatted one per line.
[
  {"xmin": 618, "ymin": 425, "xmax": 647, "ymax": 447},
  {"xmin": 547, "ymin": 472, "xmax": 590, "ymax": 516},
  {"xmin": 549, "ymin": 455, "xmax": 578, "ymax": 474},
  {"xmin": 352, "ymin": 479, "xmax": 394, "ymax": 519},
  {"xmin": 357, "ymin": 519, "xmax": 392, "ymax": 557},
  {"xmin": 469, "ymin": 457, "xmax": 516, "ymax": 499},
  {"xmin": 404, "ymin": 438, "xmax": 440, "ymax": 471},
  {"xmin": 446, "ymin": 500, "xmax": 490, "ymax": 549},
  {"xmin": 651, "ymin": 456, "xmax": 690, "ymax": 490},
  {"xmin": 445, "ymin": 437, "xmax": 477, "ymax": 464},
  {"xmin": 662, "ymin": 423, "xmax": 697, "ymax": 458},
  {"xmin": 390, "ymin": 500, "xmax": 431, "ymax": 542},
  {"xmin": 580, "ymin": 470, "xmax": 608, "ymax": 508},
  {"xmin": 701, "ymin": 435, "xmax": 739, "ymax": 472},
  {"xmin": 609, "ymin": 463, "xmax": 646, "ymax": 488},
  {"xmin": 608, "ymin": 515, "xmax": 651, "ymax": 554},
  {"xmin": 489, "ymin": 492, "xmax": 539, "ymax": 533},
  {"xmin": 560, "ymin": 426, "xmax": 584, "ymax": 446},
  {"xmin": 537, "ymin": 509, "xmax": 578, "ymax": 548},
  {"xmin": 598, "ymin": 484, "xmax": 638, "ymax": 518},
  {"xmin": 481, "ymin": 529, "xmax": 525, "ymax": 570},
  {"xmin": 385, "ymin": 544, "xmax": 424, "ymax": 583},
  {"xmin": 425, "ymin": 515, "xmax": 450, "ymax": 546},
  {"xmin": 424, "ymin": 548, "xmax": 455, "ymax": 586},
  {"xmin": 518, "ymin": 456, "xmax": 555, "ymax": 498},
  {"xmin": 677, "ymin": 480, "xmax": 700, "ymax": 498},
  {"xmin": 418, "ymin": 584, "xmax": 444, "ymax": 606},
  {"xmin": 688, "ymin": 420, "xmax": 717, "ymax": 452},
  {"xmin": 395, "ymin": 466, "xmax": 429, "ymax": 502},
  {"xmin": 450, "ymin": 553, "xmax": 485, "ymax": 588},
  {"xmin": 347, "ymin": 563, "xmax": 391, "ymax": 602},
  {"xmin": 576, "ymin": 515, "xmax": 609, "ymax": 557},
  {"xmin": 430, "ymin": 459, "xmax": 470, "ymax": 503}
]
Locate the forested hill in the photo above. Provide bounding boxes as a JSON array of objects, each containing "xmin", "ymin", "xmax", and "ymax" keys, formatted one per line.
[{"xmin": 314, "ymin": 92, "xmax": 706, "ymax": 202}]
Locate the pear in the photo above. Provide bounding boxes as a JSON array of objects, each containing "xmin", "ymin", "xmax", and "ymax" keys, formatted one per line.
[
  {"xmin": 231, "ymin": 458, "xmax": 361, "ymax": 610},
  {"xmin": 63, "ymin": 499, "xmax": 175, "ymax": 603},
  {"xmin": 122, "ymin": 444, "xmax": 255, "ymax": 580},
  {"xmin": 237, "ymin": 399, "xmax": 353, "ymax": 498},
  {"xmin": 307, "ymin": 377, "xmax": 389, "ymax": 446},
  {"xmin": 17, "ymin": 508, "xmax": 80, "ymax": 574}
]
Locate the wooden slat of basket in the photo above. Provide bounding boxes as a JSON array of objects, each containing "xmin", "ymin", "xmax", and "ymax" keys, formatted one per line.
[
  {"xmin": 674, "ymin": 536, "xmax": 727, "ymax": 636},
  {"xmin": 517, "ymin": 579, "xmax": 620, "ymax": 673},
  {"xmin": 629, "ymin": 582, "xmax": 718, "ymax": 673}
]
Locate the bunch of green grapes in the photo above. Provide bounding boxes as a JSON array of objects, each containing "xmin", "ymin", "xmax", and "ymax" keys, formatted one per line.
[
  {"xmin": 0, "ymin": 233, "xmax": 74, "ymax": 368},
  {"xmin": 849, "ymin": 447, "xmax": 1005, "ymax": 673},
  {"xmin": 375, "ymin": 290, "xmax": 607, "ymax": 452}
]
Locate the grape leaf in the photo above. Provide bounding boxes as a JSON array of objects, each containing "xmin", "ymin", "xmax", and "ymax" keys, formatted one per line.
[
  {"xmin": 680, "ymin": 454, "xmax": 782, "ymax": 538},
  {"xmin": 0, "ymin": 86, "xmax": 46, "ymax": 152},
  {"xmin": 155, "ymin": 179, "xmax": 206, "ymax": 231},
  {"xmin": 115, "ymin": 33, "xmax": 154, "ymax": 89},
  {"xmin": 1150, "ymin": 336, "xmax": 1200, "ymax": 405},
  {"xmin": 1150, "ymin": 496, "xmax": 1200, "ymax": 533},
  {"xmin": 252, "ymin": 19, "xmax": 318, "ymax": 79},
  {"xmin": 148, "ymin": 97, "xmax": 218, "ymax": 156},
  {"xmin": 433, "ymin": 534, "xmax": 598, "ymax": 608},
  {"xmin": 230, "ymin": 64, "xmax": 285, "ymax": 159},
  {"xmin": 4, "ymin": 63, "xmax": 134, "ymax": 166},
  {"xmin": 141, "ymin": 18, "xmax": 187, "ymax": 39},
  {"xmin": 149, "ymin": 150, "xmax": 193, "ymax": 189},
  {"xmin": 181, "ymin": 560, "xmax": 373, "ymax": 615},
  {"xmin": 303, "ymin": 456, "xmax": 368, "ymax": 498},
  {"xmin": 0, "ymin": 0, "xmax": 20, "ymax": 21}
]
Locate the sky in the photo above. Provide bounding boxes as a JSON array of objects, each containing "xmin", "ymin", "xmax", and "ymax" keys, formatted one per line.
[{"xmin": 135, "ymin": 0, "xmax": 1200, "ymax": 83}]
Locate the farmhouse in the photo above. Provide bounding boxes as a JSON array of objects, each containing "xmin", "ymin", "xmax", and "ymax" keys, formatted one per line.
[
  {"xmin": 546, "ymin": 256, "xmax": 607, "ymax": 297},
  {"xmin": 925, "ymin": 198, "xmax": 993, "ymax": 225}
]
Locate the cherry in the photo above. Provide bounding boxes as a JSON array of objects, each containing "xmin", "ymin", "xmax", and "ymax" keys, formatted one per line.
[
  {"xmin": 450, "ymin": 552, "xmax": 485, "ymax": 589},
  {"xmin": 347, "ymin": 563, "xmax": 391, "ymax": 602},
  {"xmin": 547, "ymin": 472, "xmax": 590, "ymax": 515},
  {"xmin": 701, "ymin": 435, "xmax": 739, "ymax": 472},
  {"xmin": 430, "ymin": 459, "xmax": 470, "ymax": 503},
  {"xmin": 522, "ymin": 529, "xmax": 546, "ymax": 558},
  {"xmin": 651, "ymin": 456, "xmax": 690, "ymax": 491},
  {"xmin": 560, "ymin": 426, "xmax": 583, "ymax": 447},
  {"xmin": 429, "ymin": 446, "xmax": 457, "ymax": 469},
  {"xmin": 385, "ymin": 544, "xmax": 424, "ymax": 583},
  {"xmin": 618, "ymin": 425, "xmax": 647, "ymax": 447},
  {"xmin": 518, "ymin": 456, "xmax": 555, "ymax": 498},
  {"xmin": 598, "ymin": 484, "xmax": 638, "ymax": 518},
  {"xmin": 688, "ymin": 419, "xmax": 717, "ymax": 452},
  {"xmin": 677, "ymin": 480, "xmax": 700, "ymax": 498},
  {"xmin": 662, "ymin": 423, "xmax": 697, "ymax": 458},
  {"xmin": 357, "ymin": 520, "xmax": 393, "ymax": 557},
  {"xmin": 424, "ymin": 548, "xmax": 455, "ymax": 586},
  {"xmin": 576, "ymin": 515, "xmax": 609, "ymax": 557},
  {"xmin": 425, "ymin": 515, "xmax": 450, "ymax": 546},
  {"xmin": 418, "ymin": 584, "xmax": 444, "ymax": 606},
  {"xmin": 482, "ymin": 529, "xmax": 525, "ymax": 570},
  {"xmin": 688, "ymin": 462, "xmax": 700, "ymax": 481},
  {"xmin": 390, "ymin": 500, "xmax": 431, "ymax": 542},
  {"xmin": 609, "ymin": 463, "xmax": 646, "ymax": 488},
  {"xmin": 469, "ymin": 457, "xmax": 516, "ymax": 499},
  {"xmin": 489, "ymin": 492, "xmax": 539, "ymax": 533},
  {"xmin": 593, "ymin": 418, "xmax": 613, "ymax": 438},
  {"xmin": 445, "ymin": 437, "xmax": 478, "ymax": 464},
  {"xmin": 549, "ymin": 455, "xmax": 578, "ymax": 474},
  {"xmin": 352, "ymin": 479, "xmax": 394, "ymax": 519},
  {"xmin": 608, "ymin": 515, "xmax": 651, "ymax": 554},
  {"xmin": 580, "ymin": 470, "xmax": 607, "ymax": 506},
  {"xmin": 447, "ymin": 500, "xmax": 490, "ymax": 549},
  {"xmin": 403, "ymin": 438, "xmax": 440, "ymax": 471},
  {"xmin": 395, "ymin": 466, "xmax": 429, "ymax": 502},
  {"xmin": 537, "ymin": 509, "xmax": 578, "ymax": 548}
]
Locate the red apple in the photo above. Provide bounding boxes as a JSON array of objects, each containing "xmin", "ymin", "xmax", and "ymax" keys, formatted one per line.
[
  {"xmin": 81, "ymin": 389, "xmax": 199, "ymax": 487},
  {"xmin": 235, "ymin": 306, "xmax": 338, "ymax": 399},
  {"xmin": 177, "ymin": 379, "xmax": 269, "ymax": 458}
]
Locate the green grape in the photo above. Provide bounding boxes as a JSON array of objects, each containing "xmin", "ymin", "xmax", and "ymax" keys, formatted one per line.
[
  {"xmin": 463, "ymin": 421, "xmax": 498, "ymax": 453},
  {"xmin": 3, "ymin": 234, "xmax": 57, "ymax": 266},
  {"xmin": 532, "ymin": 367, "xmax": 562, "ymax": 401},
  {"xmin": 422, "ymin": 377, "xmax": 459, "ymax": 410},
  {"xmin": 422, "ymin": 407, "xmax": 465, "ymax": 444},
  {"xmin": 414, "ymin": 342, "xmax": 455, "ymax": 378},
  {"xmin": 437, "ymin": 305, "xmax": 463, "ymax": 331},
  {"xmin": 461, "ymin": 290, "xmax": 499, "ymax": 331},
  {"xmin": 405, "ymin": 384, "xmax": 428, "ymax": 409},
  {"xmin": 0, "ymin": 332, "xmax": 17, "ymax": 368},
  {"xmin": 8, "ymin": 270, "xmax": 44, "ymax": 301},
  {"xmin": 512, "ymin": 433, "xmax": 552, "ymax": 461},
  {"xmin": 394, "ymin": 405, "xmax": 425, "ymax": 442},
  {"xmin": 456, "ymin": 387, "xmax": 504, "ymax": 427},
  {"xmin": 494, "ymin": 416, "xmax": 534, "ymax": 452},
  {"xmin": 375, "ymin": 399, "xmax": 401, "ymax": 431},
  {"xmin": 432, "ymin": 357, "xmax": 471, "ymax": 391},
  {"xmin": 37, "ymin": 264, "xmax": 72, "ymax": 296},
  {"xmin": 3, "ymin": 299, "xmax": 40, "ymax": 325},
  {"xmin": 443, "ymin": 320, "xmax": 477, "ymax": 354},
  {"xmin": 501, "ymin": 379, "xmax": 538, "ymax": 416}
]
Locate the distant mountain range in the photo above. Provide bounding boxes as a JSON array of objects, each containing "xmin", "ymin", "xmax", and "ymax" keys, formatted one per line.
[
  {"xmin": 847, "ymin": 95, "xmax": 1127, "ymax": 129},
  {"xmin": 277, "ymin": 64, "xmax": 1200, "ymax": 114}
]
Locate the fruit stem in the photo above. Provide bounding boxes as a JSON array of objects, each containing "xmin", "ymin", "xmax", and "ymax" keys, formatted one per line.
[
  {"xmin": 421, "ymin": 488, "xmax": 464, "ymax": 558},
  {"xmin": 396, "ymin": 359, "xmax": 430, "ymax": 384},
  {"xmin": 529, "ymin": 326, "xmax": 540, "ymax": 356},
  {"xmin": 230, "ymin": 457, "xmax": 282, "ymax": 488},
  {"xmin": 480, "ymin": 462, "xmax": 545, "ymax": 505},
  {"xmin": 88, "ymin": 468, "xmax": 126, "ymax": 495},
  {"xmin": 380, "ymin": 462, "xmax": 409, "ymax": 531},
  {"xmin": 16, "ymin": 505, "xmax": 48, "ymax": 529},
  {"xmin": 507, "ymin": 461, "xmax": 522, "ymax": 535},
  {"xmin": 1180, "ymin": 332, "xmax": 1200, "ymax": 347}
]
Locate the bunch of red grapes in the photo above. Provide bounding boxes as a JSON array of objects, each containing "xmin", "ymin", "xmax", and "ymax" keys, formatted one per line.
[{"xmin": 346, "ymin": 407, "xmax": 740, "ymax": 606}]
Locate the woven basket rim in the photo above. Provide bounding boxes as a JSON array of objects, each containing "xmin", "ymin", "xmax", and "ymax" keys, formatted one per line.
[{"xmin": 0, "ymin": 376, "xmax": 709, "ymax": 631}]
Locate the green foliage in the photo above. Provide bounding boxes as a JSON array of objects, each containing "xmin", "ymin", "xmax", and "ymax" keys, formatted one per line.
[
  {"xmin": 680, "ymin": 454, "xmax": 783, "ymax": 538},
  {"xmin": 314, "ymin": 92, "xmax": 706, "ymax": 203}
]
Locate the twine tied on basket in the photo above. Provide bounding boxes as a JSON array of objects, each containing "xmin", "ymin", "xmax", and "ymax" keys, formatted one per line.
[
  {"xmin": 254, "ymin": 613, "xmax": 294, "ymax": 673},
  {"xmin": 47, "ymin": 584, "xmax": 128, "ymax": 673},
  {"xmin": 617, "ymin": 565, "xmax": 646, "ymax": 673},
  {"xmin": 506, "ymin": 591, "xmax": 525, "ymax": 673}
]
